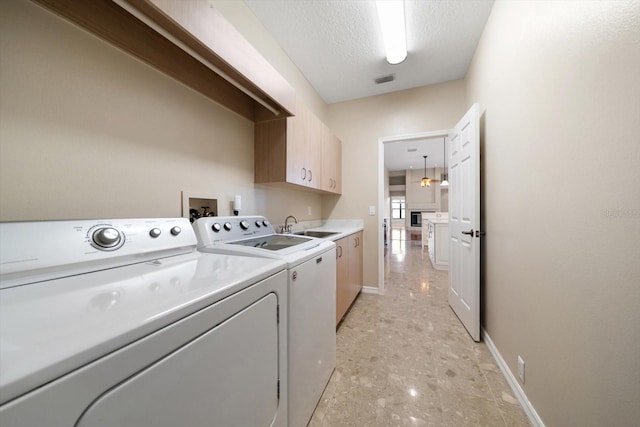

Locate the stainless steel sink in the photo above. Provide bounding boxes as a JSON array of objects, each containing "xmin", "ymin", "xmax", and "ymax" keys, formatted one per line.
[{"xmin": 294, "ymin": 230, "xmax": 339, "ymax": 238}]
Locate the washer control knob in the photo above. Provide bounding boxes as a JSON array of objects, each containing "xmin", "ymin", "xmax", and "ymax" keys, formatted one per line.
[
  {"xmin": 255, "ymin": 220, "xmax": 262, "ymax": 228},
  {"xmin": 149, "ymin": 228, "xmax": 161, "ymax": 238},
  {"xmin": 93, "ymin": 227, "xmax": 121, "ymax": 248},
  {"xmin": 211, "ymin": 223, "xmax": 222, "ymax": 232},
  {"xmin": 170, "ymin": 226, "xmax": 181, "ymax": 236},
  {"xmin": 240, "ymin": 220, "xmax": 250, "ymax": 230},
  {"xmin": 262, "ymin": 220, "xmax": 269, "ymax": 227},
  {"xmin": 224, "ymin": 222, "xmax": 232, "ymax": 231}
]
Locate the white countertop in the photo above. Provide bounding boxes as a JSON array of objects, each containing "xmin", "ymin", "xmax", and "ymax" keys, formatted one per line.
[{"xmin": 428, "ymin": 219, "xmax": 449, "ymax": 225}]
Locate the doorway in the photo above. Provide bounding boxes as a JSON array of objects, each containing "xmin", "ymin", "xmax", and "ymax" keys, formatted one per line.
[{"xmin": 377, "ymin": 130, "xmax": 451, "ymax": 294}]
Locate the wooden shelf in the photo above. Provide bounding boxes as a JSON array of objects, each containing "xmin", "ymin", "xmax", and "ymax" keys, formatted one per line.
[{"xmin": 32, "ymin": 0, "xmax": 295, "ymax": 122}]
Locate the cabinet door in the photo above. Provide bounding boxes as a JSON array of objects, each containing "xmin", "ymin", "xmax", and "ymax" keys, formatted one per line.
[
  {"xmin": 321, "ymin": 124, "xmax": 342, "ymax": 194},
  {"xmin": 347, "ymin": 232, "xmax": 363, "ymax": 306},
  {"xmin": 285, "ymin": 103, "xmax": 308, "ymax": 186},
  {"xmin": 335, "ymin": 237, "xmax": 349, "ymax": 325},
  {"xmin": 305, "ymin": 111, "xmax": 323, "ymax": 189}
]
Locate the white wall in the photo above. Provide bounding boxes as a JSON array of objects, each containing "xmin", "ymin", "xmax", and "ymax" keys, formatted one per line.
[{"xmin": 466, "ymin": 1, "xmax": 640, "ymax": 425}]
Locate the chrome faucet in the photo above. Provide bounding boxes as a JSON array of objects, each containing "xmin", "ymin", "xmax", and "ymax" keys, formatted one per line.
[{"xmin": 283, "ymin": 215, "xmax": 298, "ymax": 234}]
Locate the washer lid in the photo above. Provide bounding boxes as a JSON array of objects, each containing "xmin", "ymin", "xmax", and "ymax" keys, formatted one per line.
[{"xmin": 0, "ymin": 251, "xmax": 286, "ymax": 405}]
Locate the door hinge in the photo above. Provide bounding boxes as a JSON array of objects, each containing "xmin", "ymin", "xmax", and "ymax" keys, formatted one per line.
[
  {"xmin": 475, "ymin": 230, "xmax": 485, "ymax": 238},
  {"xmin": 277, "ymin": 379, "xmax": 280, "ymax": 399}
]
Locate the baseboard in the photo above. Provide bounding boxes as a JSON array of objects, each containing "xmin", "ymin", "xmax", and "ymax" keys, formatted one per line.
[
  {"xmin": 361, "ymin": 286, "xmax": 379, "ymax": 295},
  {"xmin": 482, "ymin": 328, "xmax": 545, "ymax": 427}
]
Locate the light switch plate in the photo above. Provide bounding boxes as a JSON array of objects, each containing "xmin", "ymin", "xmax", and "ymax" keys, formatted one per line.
[{"xmin": 368, "ymin": 206, "xmax": 376, "ymax": 216}]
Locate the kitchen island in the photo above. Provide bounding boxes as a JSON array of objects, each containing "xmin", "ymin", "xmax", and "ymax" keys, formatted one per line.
[{"xmin": 425, "ymin": 218, "xmax": 449, "ymax": 270}]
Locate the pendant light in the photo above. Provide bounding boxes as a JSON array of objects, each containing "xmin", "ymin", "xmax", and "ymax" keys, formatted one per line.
[
  {"xmin": 441, "ymin": 137, "xmax": 449, "ymax": 187},
  {"xmin": 420, "ymin": 155, "xmax": 430, "ymax": 187}
]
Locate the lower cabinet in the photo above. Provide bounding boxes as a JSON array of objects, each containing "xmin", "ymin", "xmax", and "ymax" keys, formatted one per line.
[
  {"xmin": 427, "ymin": 221, "xmax": 449, "ymax": 270},
  {"xmin": 335, "ymin": 231, "xmax": 363, "ymax": 325}
]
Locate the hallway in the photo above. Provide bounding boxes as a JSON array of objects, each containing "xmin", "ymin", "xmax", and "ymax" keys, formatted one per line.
[{"xmin": 310, "ymin": 231, "xmax": 530, "ymax": 426}]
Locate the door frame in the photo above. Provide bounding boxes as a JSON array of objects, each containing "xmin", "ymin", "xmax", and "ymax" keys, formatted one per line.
[{"xmin": 377, "ymin": 129, "xmax": 451, "ymax": 294}]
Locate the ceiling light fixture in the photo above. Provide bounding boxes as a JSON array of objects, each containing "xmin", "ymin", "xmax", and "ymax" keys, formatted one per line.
[
  {"xmin": 375, "ymin": 0, "xmax": 407, "ymax": 65},
  {"xmin": 441, "ymin": 137, "xmax": 449, "ymax": 187},
  {"xmin": 421, "ymin": 155, "xmax": 430, "ymax": 187}
]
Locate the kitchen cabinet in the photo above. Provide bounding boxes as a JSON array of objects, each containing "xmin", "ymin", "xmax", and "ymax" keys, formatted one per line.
[
  {"xmin": 335, "ymin": 231, "xmax": 363, "ymax": 325},
  {"xmin": 32, "ymin": 0, "xmax": 295, "ymax": 122},
  {"xmin": 321, "ymin": 123, "xmax": 342, "ymax": 194},
  {"xmin": 421, "ymin": 212, "xmax": 448, "ymax": 248},
  {"xmin": 286, "ymin": 102, "xmax": 322, "ymax": 188},
  {"xmin": 427, "ymin": 221, "xmax": 449, "ymax": 270},
  {"xmin": 255, "ymin": 101, "xmax": 342, "ymax": 194}
]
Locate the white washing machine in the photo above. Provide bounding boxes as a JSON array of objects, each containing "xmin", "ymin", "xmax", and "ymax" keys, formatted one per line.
[
  {"xmin": 0, "ymin": 218, "xmax": 288, "ymax": 427},
  {"xmin": 192, "ymin": 216, "xmax": 336, "ymax": 427}
]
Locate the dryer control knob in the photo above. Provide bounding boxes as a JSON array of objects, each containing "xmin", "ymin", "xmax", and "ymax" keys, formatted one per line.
[
  {"xmin": 211, "ymin": 223, "xmax": 222, "ymax": 232},
  {"xmin": 149, "ymin": 228, "xmax": 161, "ymax": 238},
  {"xmin": 262, "ymin": 220, "xmax": 269, "ymax": 227},
  {"xmin": 224, "ymin": 222, "xmax": 232, "ymax": 231},
  {"xmin": 93, "ymin": 227, "xmax": 121, "ymax": 248},
  {"xmin": 240, "ymin": 220, "xmax": 250, "ymax": 230},
  {"xmin": 255, "ymin": 220, "xmax": 262, "ymax": 227},
  {"xmin": 170, "ymin": 226, "xmax": 181, "ymax": 236}
]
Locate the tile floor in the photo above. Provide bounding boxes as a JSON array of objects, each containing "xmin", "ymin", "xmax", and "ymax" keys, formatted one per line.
[{"xmin": 309, "ymin": 231, "xmax": 530, "ymax": 426}]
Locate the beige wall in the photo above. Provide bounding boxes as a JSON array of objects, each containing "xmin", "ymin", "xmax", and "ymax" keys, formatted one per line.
[
  {"xmin": 466, "ymin": 1, "xmax": 640, "ymax": 425},
  {"xmin": 324, "ymin": 81, "xmax": 466, "ymax": 286},
  {"xmin": 0, "ymin": 0, "xmax": 322, "ymax": 224}
]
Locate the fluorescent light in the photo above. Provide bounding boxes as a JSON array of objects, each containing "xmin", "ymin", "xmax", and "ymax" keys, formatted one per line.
[{"xmin": 376, "ymin": 0, "xmax": 407, "ymax": 65}]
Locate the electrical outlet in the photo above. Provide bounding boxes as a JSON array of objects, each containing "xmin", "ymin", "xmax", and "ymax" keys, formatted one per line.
[
  {"xmin": 307, "ymin": 206, "xmax": 312, "ymax": 216},
  {"xmin": 517, "ymin": 355, "xmax": 525, "ymax": 383},
  {"xmin": 368, "ymin": 205, "xmax": 376, "ymax": 216}
]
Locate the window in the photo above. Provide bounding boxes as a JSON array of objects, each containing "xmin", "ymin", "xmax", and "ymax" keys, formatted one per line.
[{"xmin": 391, "ymin": 197, "xmax": 405, "ymax": 219}]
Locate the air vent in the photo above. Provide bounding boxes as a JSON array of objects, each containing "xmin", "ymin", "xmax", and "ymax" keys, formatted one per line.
[
  {"xmin": 407, "ymin": 148, "xmax": 417, "ymax": 152},
  {"xmin": 374, "ymin": 73, "xmax": 395, "ymax": 84}
]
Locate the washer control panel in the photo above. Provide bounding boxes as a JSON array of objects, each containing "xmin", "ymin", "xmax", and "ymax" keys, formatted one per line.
[
  {"xmin": 192, "ymin": 216, "xmax": 275, "ymax": 245},
  {"xmin": 0, "ymin": 218, "xmax": 197, "ymax": 289}
]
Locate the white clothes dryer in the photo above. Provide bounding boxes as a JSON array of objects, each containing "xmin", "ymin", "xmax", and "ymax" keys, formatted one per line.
[{"xmin": 0, "ymin": 218, "xmax": 288, "ymax": 427}]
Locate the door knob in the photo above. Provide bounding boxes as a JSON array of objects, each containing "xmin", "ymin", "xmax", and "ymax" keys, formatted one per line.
[{"xmin": 461, "ymin": 229, "xmax": 474, "ymax": 236}]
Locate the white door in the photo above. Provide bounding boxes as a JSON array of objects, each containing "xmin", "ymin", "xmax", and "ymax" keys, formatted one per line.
[{"xmin": 448, "ymin": 103, "xmax": 481, "ymax": 342}]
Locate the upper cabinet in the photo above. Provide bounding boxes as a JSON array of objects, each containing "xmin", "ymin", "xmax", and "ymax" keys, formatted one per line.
[
  {"xmin": 255, "ymin": 101, "xmax": 342, "ymax": 195},
  {"xmin": 321, "ymin": 123, "xmax": 342, "ymax": 194},
  {"xmin": 285, "ymin": 102, "xmax": 322, "ymax": 188},
  {"xmin": 31, "ymin": 0, "xmax": 295, "ymax": 122}
]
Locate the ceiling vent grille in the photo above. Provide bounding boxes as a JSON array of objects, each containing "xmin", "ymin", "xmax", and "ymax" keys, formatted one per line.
[{"xmin": 374, "ymin": 74, "xmax": 395, "ymax": 84}]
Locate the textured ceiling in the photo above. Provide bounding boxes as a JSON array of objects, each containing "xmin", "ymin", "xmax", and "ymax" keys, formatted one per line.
[{"xmin": 245, "ymin": 0, "xmax": 494, "ymax": 104}]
